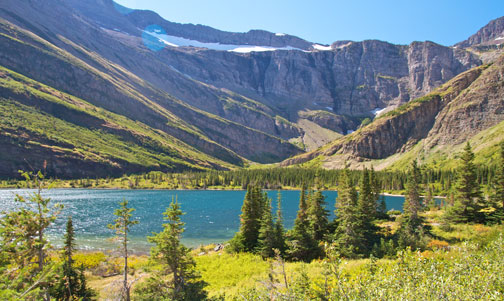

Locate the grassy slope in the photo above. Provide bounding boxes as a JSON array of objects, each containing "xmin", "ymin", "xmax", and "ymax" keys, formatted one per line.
[
  {"xmin": 83, "ymin": 216, "xmax": 503, "ymax": 300},
  {"xmin": 0, "ymin": 65, "xmax": 237, "ymax": 175},
  {"xmin": 0, "ymin": 19, "xmax": 302, "ymax": 168}
]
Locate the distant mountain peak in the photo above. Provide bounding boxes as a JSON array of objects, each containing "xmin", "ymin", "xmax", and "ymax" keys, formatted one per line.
[{"xmin": 456, "ymin": 16, "xmax": 504, "ymax": 48}]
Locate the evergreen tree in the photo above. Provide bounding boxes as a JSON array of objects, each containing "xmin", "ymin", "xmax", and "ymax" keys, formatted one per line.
[
  {"xmin": 369, "ymin": 167, "xmax": 381, "ymax": 209},
  {"xmin": 135, "ymin": 199, "xmax": 207, "ymax": 300},
  {"xmin": 333, "ymin": 168, "xmax": 366, "ymax": 258},
  {"xmin": 229, "ymin": 185, "xmax": 266, "ymax": 252},
  {"xmin": 356, "ymin": 168, "xmax": 380, "ymax": 255},
  {"xmin": 51, "ymin": 216, "xmax": 95, "ymax": 300},
  {"xmin": 425, "ymin": 184, "xmax": 437, "ymax": 210},
  {"xmin": 307, "ymin": 189, "xmax": 329, "ymax": 241},
  {"xmin": 397, "ymin": 160, "xmax": 429, "ymax": 250},
  {"xmin": 358, "ymin": 168, "xmax": 376, "ymax": 220},
  {"xmin": 489, "ymin": 141, "xmax": 504, "ymax": 223},
  {"xmin": 0, "ymin": 171, "xmax": 62, "ymax": 300},
  {"xmin": 108, "ymin": 199, "xmax": 138, "ymax": 301},
  {"xmin": 493, "ymin": 142, "xmax": 504, "ymax": 209},
  {"xmin": 286, "ymin": 185, "xmax": 319, "ymax": 262},
  {"xmin": 371, "ymin": 167, "xmax": 387, "ymax": 218},
  {"xmin": 445, "ymin": 143, "xmax": 484, "ymax": 223},
  {"xmin": 257, "ymin": 198, "xmax": 276, "ymax": 258},
  {"xmin": 273, "ymin": 191, "xmax": 287, "ymax": 254}
]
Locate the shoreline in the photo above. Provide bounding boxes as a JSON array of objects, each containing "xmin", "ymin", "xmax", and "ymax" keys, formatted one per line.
[{"xmin": 3, "ymin": 187, "xmax": 448, "ymax": 198}]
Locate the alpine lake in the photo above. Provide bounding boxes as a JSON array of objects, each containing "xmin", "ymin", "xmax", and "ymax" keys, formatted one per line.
[{"xmin": 0, "ymin": 189, "xmax": 407, "ymax": 253}]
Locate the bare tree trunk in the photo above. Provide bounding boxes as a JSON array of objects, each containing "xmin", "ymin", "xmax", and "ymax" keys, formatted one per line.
[{"xmin": 124, "ymin": 226, "xmax": 130, "ymax": 301}]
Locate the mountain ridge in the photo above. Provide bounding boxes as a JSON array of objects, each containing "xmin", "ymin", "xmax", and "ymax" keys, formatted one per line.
[
  {"xmin": 0, "ymin": 0, "xmax": 503, "ymax": 178},
  {"xmin": 281, "ymin": 54, "xmax": 504, "ymax": 170}
]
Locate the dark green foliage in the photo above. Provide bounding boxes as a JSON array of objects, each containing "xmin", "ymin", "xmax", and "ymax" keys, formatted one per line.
[
  {"xmin": 51, "ymin": 216, "xmax": 95, "ymax": 300},
  {"xmin": 371, "ymin": 167, "xmax": 387, "ymax": 219},
  {"xmin": 332, "ymin": 168, "xmax": 366, "ymax": 258},
  {"xmin": 397, "ymin": 160, "xmax": 430, "ymax": 250},
  {"xmin": 445, "ymin": 143, "xmax": 485, "ymax": 223},
  {"xmin": 229, "ymin": 186, "xmax": 268, "ymax": 252},
  {"xmin": 307, "ymin": 190, "xmax": 329, "ymax": 241},
  {"xmin": 257, "ymin": 199, "xmax": 276, "ymax": 258},
  {"xmin": 358, "ymin": 168, "xmax": 376, "ymax": 220},
  {"xmin": 425, "ymin": 184, "xmax": 437, "ymax": 210},
  {"xmin": 488, "ymin": 142, "xmax": 504, "ymax": 223},
  {"xmin": 135, "ymin": 200, "xmax": 207, "ymax": 300},
  {"xmin": 357, "ymin": 168, "xmax": 381, "ymax": 255},
  {"xmin": 286, "ymin": 185, "xmax": 319, "ymax": 262},
  {"xmin": 371, "ymin": 238, "xmax": 397, "ymax": 258},
  {"xmin": 273, "ymin": 192, "xmax": 287, "ymax": 254}
]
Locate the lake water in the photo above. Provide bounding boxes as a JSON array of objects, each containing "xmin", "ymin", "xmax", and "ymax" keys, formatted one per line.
[{"xmin": 0, "ymin": 189, "xmax": 406, "ymax": 252}]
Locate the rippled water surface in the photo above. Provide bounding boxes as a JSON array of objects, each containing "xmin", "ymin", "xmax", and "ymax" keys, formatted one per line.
[{"xmin": 0, "ymin": 189, "xmax": 405, "ymax": 252}]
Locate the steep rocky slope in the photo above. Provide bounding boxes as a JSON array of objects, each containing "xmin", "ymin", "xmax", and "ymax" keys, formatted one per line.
[
  {"xmin": 0, "ymin": 0, "xmax": 481, "ymax": 129},
  {"xmin": 282, "ymin": 54, "xmax": 504, "ymax": 170},
  {"xmin": 456, "ymin": 16, "xmax": 504, "ymax": 48},
  {"xmin": 0, "ymin": 0, "xmax": 500, "ymax": 178}
]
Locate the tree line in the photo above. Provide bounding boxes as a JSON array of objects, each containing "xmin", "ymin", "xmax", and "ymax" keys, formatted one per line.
[
  {"xmin": 27, "ymin": 161, "xmax": 502, "ymax": 196},
  {"xmin": 0, "ymin": 141, "xmax": 502, "ymax": 299},
  {"xmin": 228, "ymin": 142, "xmax": 504, "ymax": 261}
]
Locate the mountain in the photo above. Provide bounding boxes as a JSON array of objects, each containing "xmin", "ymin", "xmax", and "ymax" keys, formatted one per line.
[
  {"xmin": 281, "ymin": 53, "xmax": 504, "ymax": 170},
  {"xmin": 0, "ymin": 0, "xmax": 499, "ymax": 178},
  {"xmin": 456, "ymin": 16, "xmax": 504, "ymax": 48}
]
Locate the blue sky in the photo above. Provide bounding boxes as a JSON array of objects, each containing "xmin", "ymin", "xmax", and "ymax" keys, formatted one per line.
[{"xmin": 114, "ymin": 0, "xmax": 503, "ymax": 46}]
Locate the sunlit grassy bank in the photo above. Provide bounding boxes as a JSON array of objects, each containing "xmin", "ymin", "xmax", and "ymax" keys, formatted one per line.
[{"xmin": 82, "ymin": 220, "xmax": 504, "ymax": 300}]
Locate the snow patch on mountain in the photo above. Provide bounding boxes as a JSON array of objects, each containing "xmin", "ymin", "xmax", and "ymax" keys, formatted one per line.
[
  {"xmin": 371, "ymin": 107, "xmax": 387, "ymax": 116},
  {"xmin": 313, "ymin": 44, "xmax": 332, "ymax": 51},
  {"xmin": 144, "ymin": 30, "xmax": 302, "ymax": 53}
]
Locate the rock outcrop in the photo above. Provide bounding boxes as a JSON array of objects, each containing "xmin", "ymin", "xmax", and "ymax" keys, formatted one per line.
[
  {"xmin": 282, "ymin": 55, "xmax": 504, "ymax": 169},
  {"xmin": 456, "ymin": 16, "xmax": 504, "ymax": 48}
]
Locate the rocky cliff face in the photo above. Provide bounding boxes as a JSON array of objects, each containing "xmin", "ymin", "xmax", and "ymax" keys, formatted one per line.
[
  {"xmin": 282, "ymin": 55, "xmax": 504, "ymax": 169},
  {"xmin": 456, "ymin": 16, "xmax": 504, "ymax": 48},
  {"xmin": 161, "ymin": 40, "xmax": 480, "ymax": 119}
]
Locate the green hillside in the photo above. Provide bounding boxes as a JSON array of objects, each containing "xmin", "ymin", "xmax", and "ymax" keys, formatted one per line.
[{"xmin": 0, "ymin": 66, "xmax": 238, "ymax": 178}]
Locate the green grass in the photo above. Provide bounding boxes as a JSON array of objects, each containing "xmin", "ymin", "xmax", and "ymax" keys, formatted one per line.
[{"xmin": 0, "ymin": 66, "xmax": 237, "ymax": 173}]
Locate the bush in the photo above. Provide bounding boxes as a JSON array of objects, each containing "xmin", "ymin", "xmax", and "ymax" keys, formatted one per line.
[{"xmin": 426, "ymin": 239, "xmax": 449, "ymax": 250}]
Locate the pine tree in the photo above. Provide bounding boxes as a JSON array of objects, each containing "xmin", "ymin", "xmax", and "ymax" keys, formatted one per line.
[
  {"xmin": 370, "ymin": 167, "xmax": 387, "ymax": 218},
  {"xmin": 273, "ymin": 191, "xmax": 286, "ymax": 254},
  {"xmin": 135, "ymin": 199, "xmax": 207, "ymax": 300},
  {"xmin": 229, "ymin": 185, "xmax": 266, "ymax": 252},
  {"xmin": 257, "ymin": 198, "xmax": 276, "ymax": 258},
  {"xmin": 494, "ymin": 142, "xmax": 504, "ymax": 209},
  {"xmin": 358, "ymin": 168, "xmax": 375, "ymax": 220},
  {"xmin": 286, "ymin": 185, "xmax": 318, "ymax": 262},
  {"xmin": 333, "ymin": 168, "xmax": 366, "ymax": 258},
  {"xmin": 108, "ymin": 199, "xmax": 138, "ymax": 301},
  {"xmin": 0, "ymin": 171, "xmax": 62, "ymax": 300},
  {"xmin": 445, "ymin": 142, "xmax": 484, "ymax": 223},
  {"xmin": 489, "ymin": 141, "xmax": 504, "ymax": 223},
  {"xmin": 51, "ymin": 216, "xmax": 95, "ymax": 300},
  {"xmin": 397, "ymin": 160, "xmax": 429, "ymax": 250},
  {"xmin": 356, "ymin": 168, "xmax": 379, "ymax": 255},
  {"xmin": 369, "ymin": 167, "xmax": 381, "ymax": 209},
  {"xmin": 307, "ymin": 189, "xmax": 329, "ymax": 241},
  {"xmin": 425, "ymin": 184, "xmax": 437, "ymax": 210}
]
